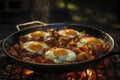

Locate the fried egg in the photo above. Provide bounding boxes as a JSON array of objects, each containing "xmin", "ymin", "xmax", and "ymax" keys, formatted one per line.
[
  {"xmin": 58, "ymin": 29, "xmax": 80, "ymax": 38},
  {"xmin": 26, "ymin": 31, "xmax": 46, "ymax": 39},
  {"xmin": 23, "ymin": 41, "xmax": 48, "ymax": 55},
  {"xmin": 26, "ymin": 31, "xmax": 53, "ymax": 40},
  {"xmin": 45, "ymin": 48, "xmax": 77, "ymax": 63},
  {"xmin": 77, "ymin": 37, "xmax": 103, "ymax": 47}
]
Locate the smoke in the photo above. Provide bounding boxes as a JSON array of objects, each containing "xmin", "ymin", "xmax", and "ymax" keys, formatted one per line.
[{"xmin": 31, "ymin": 0, "xmax": 53, "ymax": 23}]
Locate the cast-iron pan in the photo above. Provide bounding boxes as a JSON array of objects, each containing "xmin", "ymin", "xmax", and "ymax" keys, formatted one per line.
[{"xmin": 2, "ymin": 21, "xmax": 120, "ymax": 73}]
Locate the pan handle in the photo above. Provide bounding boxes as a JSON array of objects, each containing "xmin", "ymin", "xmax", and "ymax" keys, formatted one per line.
[{"xmin": 16, "ymin": 21, "xmax": 48, "ymax": 31}]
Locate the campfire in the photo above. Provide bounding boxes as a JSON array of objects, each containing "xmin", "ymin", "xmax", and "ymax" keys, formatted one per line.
[
  {"xmin": 11, "ymin": 66, "xmax": 106, "ymax": 80},
  {"xmin": 10, "ymin": 58, "xmax": 112, "ymax": 80},
  {"xmin": 0, "ymin": 0, "xmax": 120, "ymax": 80}
]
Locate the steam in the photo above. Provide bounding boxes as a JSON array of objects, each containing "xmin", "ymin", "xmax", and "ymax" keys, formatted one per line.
[{"xmin": 31, "ymin": 0, "xmax": 52, "ymax": 23}]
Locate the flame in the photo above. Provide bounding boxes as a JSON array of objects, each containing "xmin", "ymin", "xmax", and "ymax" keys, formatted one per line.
[
  {"xmin": 79, "ymin": 69, "xmax": 96, "ymax": 80},
  {"xmin": 23, "ymin": 69, "xmax": 34, "ymax": 75},
  {"xmin": 66, "ymin": 69, "xmax": 96, "ymax": 80},
  {"xmin": 12, "ymin": 66, "xmax": 34, "ymax": 78},
  {"xmin": 12, "ymin": 66, "xmax": 104, "ymax": 80},
  {"xmin": 87, "ymin": 69, "xmax": 93, "ymax": 79}
]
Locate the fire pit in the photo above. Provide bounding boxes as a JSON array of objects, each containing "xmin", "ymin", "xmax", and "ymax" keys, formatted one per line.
[
  {"xmin": 0, "ymin": 53, "xmax": 120, "ymax": 80},
  {"xmin": 0, "ymin": 21, "xmax": 120, "ymax": 80}
]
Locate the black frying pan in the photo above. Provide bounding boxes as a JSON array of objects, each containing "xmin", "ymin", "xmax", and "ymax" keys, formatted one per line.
[{"xmin": 2, "ymin": 21, "xmax": 120, "ymax": 73}]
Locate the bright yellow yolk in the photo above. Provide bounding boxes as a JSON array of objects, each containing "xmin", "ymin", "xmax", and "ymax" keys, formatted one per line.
[
  {"xmin": 53, "ymin": 48, "xmax": 67, "ymax": 56},
  {"xmin": 28, "ymin": 42, "xmax": 43, "ymax": 51},
  {"xmin": 65, "ymin": 29, "xmax": 77, "ymax": 36},
  {"xmin": 87, "ymin": 37, "xmax": 102, "ymax": 45},
  {"xmin": 30, "ymin": 31, "xmax": 45, "ymax": 38}
]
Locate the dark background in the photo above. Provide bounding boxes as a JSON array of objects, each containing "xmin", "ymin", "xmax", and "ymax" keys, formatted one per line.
[{"xmin": 0, "ymin": 0, "xmax": 120, "ymax": 39}]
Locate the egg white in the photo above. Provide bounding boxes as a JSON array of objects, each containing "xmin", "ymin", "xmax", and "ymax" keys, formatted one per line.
[
  {"xmin": 23, "ymin": 41, "xmax": 48, "ymax": 55},
  {"xmin": 45, "ymin": 48, "xmax": 77, "ymax": 63},
  {"xmin": 58, "ymin": 29, "xmax": 81, "ymax": 38},
  {"xmin": 44, "ymin": 32, "xmax": 53, "ymax": 41}
]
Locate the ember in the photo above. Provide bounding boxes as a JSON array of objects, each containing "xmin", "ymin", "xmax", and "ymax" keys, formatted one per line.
[
  {"xmin": 23, "ymin": 69, "xmax": 34, "ymax": 75},
  {"xmin": 10, "ymin": 66, "xmax": 106, "ymax": 80}
]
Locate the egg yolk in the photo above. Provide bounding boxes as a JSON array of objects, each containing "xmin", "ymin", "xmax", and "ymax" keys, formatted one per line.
[
  {"xmin": 28, "ymin": 42, "xmax": 43, "ymax": 51},
  {"xmin": 87, "ymin": 37, "xmax": 102, "ymax": 45},
  {"xmin": 65, "ymin": 29, "xmax": 77, "ymax": 36},
  {"xmin": 30, "ymin": 31, "xmax": 45, "ymax": 38},
  {"xmin": 53, "ymin": 48, "xmax": 67, "ymax": 56}
]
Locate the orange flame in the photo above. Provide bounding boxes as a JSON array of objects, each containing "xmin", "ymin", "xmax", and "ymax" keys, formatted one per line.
[
  {"xmin": 87, "ymin": 69, "xmax": 94, "ymax": 80},
  {"xmin": 23, "ymin": 69, "xmax": 34, "ymax": 75},
  {"xmin": 79, "ymin": 69, "xmax": 96, "ymax": 80}
]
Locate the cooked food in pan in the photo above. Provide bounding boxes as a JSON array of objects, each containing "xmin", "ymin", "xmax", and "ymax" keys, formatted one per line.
[{"xmin": 8, "ymin": 27, "xmax": 110, "ymax": 64}]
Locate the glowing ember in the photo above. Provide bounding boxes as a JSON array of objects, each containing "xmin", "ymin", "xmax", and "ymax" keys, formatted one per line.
[
  {"xmin": 23, "ymin": 69, "xmax": 34, "ymax": 75},
  {"xmin": 66, "ymin": 69, "xmax": 98, "ymax": 80},
  {"xmin": 87, "ymin": 69, "xmax": 96, "ymax": 80},
  {"xmin": 77, "ymin": 68, "xmax": 97, "ymax": 80},
  {"xmin": 11, "ymin": 66, "xmax": 105, "ymax": 80}
]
